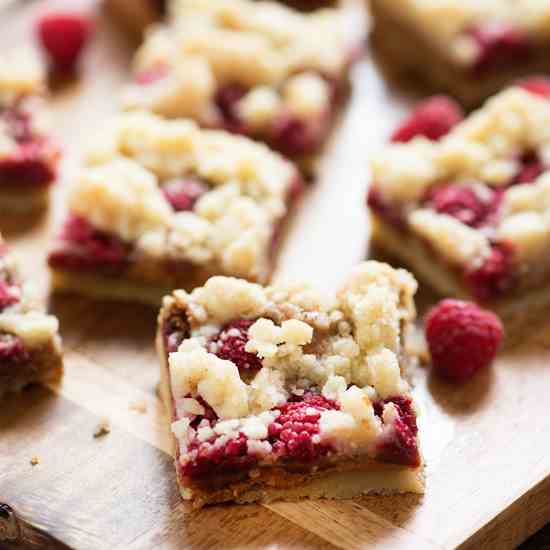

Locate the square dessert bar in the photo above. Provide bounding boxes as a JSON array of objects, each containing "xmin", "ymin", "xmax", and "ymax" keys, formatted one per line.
[
  {"xmin": 0, "ymin": 49, "xmax": 60, "ymax": 213},
  {"xmin": 370, "ymin": 0, "xmax": 550, "ymax": 107},
  {"xmin": 121, "ymin": 0, "xmax": 358, "ymax": 173},
  {"xmin": 368, "ymin": 83, "xmax": 550, "ymax": 321},
  {"xmin": 157, "ymin": 261, "xmax": 423, "ymax": 507},
  {"xmin": 106, "ymin": 0, "xmax": 338, "ymax": 36},
  {"xmin": 48, "ymin": 111, "xmax": 303, "ymax": 304},
  {"xmin": 0, "ymin": 236, "xmax": 63, "ymax": 397}
]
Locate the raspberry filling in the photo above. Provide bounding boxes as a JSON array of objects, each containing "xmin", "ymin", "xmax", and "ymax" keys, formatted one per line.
[
  {"xmin": 214, "ymin": 83, "xmax": 248, "ymax": 134},
  {"xmin": 0, "ymin": 334, "xmax": 30, "ymax": 372},
  {"xmin": 163, "ymin": 311, "xmax": 190, "ymax": 354},
  {"xmin": 162, "ymin": 178, "xmax": 209, "ymax": 212},
  {"xmin": 0, "ymin": 279, "xmax": 20, "ymax": 311},
  {"xmin": 424, "ymin": 183, "xmax": 503, "ymax": 228},
  {"xmin": 518, "ymin": 76, "xmax": 550, "ymax": 99},
  {"xmin": 467, "ymin": 22, "xmax": 532, "ymax": 74},
  {"xmin": 48, "ymin": 215, "xmax": 129, "ymax": 272},
  {"xmin": 367, "ymin": 187, "xmax": 406, "ymax": 229},
  {"xmin": 390, "ymin": 96, "xmax": 464, "ymax": 143},
  {"xmin": 464, "ymin": 242, "xmax": 515, "ymax": 302},
  {"xmin": 208, "ymin": 319, "xmax": 263, "ymax": 371},
  {"xmin": 512, "ymin": 151, "xmax": 546, "ymax": 185},
  {"xmin": 135, "ymin": 63, "xmax": 170, "ymax": 86},
  {"xmin": 268, "ymin": 392, "xmax": 339, "ymax": 463},
  {"xmin": 373, "ymin": 396, "xmax": 420, "ymax": 467}
]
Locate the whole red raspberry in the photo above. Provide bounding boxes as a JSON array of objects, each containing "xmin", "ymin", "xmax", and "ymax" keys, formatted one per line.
[
  {"xmin": 467, "ymin": 22, "xmax": 531, "ymax": 74},
  {"xmin": 36, "ymin": 12, "xmax": 94, "ymax": 72},
  {"xmin": 390, "ymin": 96, "xmax": 464, "ymax": 143},
  {"xmin": 517, "ymin": 76, "xmax": 550, "ymax": 98},
  {"xmin": 425, "ymin": 299, "xmax": 503, "ymax": 381},
  {"xmin": 162, "ymin": 179, "xmax": 209, "ymax": 212},
  {"xmin": 209, "ymin": 319, "xmax": 262, "ymax": 371}
]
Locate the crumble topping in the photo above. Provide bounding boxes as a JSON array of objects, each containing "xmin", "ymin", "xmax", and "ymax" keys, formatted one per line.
[
  {"xmin": 67, "ymin": 111, "xmax": 298, "ymax": 280},
  {"xmin": 371, "ymin": 87, "xmax": 550, "ymax": 270},
  {"xmin": 122, "ymin": 0, "xmax": 351, "ymax": 133},
  {"xmin": 164, "ymin": 261, "xmax": 419, "ymax": 465},
  {"xmin": 0, "ymin": 48, "xmax": 45, "ymax": 103},
  {"xmin": 378, "ymin": 0, "xmax": 550, "ymax": 64}
]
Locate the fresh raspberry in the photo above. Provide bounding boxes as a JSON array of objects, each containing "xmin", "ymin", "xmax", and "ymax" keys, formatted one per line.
[
  {"xmin": 36, "ymin": 12, "xmax": 94, "ymax": 72},
  {"xmin": 270, "ymin": 113, "xmax": 319, "ymax": 156},
  {"xmin": 215, "ymin": 83, "xmax": 248, "ymax": 134},
  {"xmin": 467, "ymin": 22, "xmax": 531, "ymax": 74},
  {"xmin": 464, "ymin": 242, "xmax": 515, "ymax": 302},
  {"xmin": 512, "ymin": 152, "xmax": 545, "ymax": 185},
  {"xmin": 367, "ymin": 187, "xmax": 406, "ymax": 229},
  {"xmin": 181, "ymin": 432, "xmax": 257, "ymax": 478},
  {"xmin": 425, "ymin": 299, "xmax": 503, "ymax": 381},
  {"xmin": 373, "ymin": 396, "xmax": 417, "ymax": 436},
  {"xmin": 268, "ymin": 392, "xmax": 339, "ymax": 462},
  {"xmin": 425, "ymin": 184, "xmax": 501, "ymax": 228},
  {"xmin": 0, "ymin": 334, "xmax": 29, "ymax": 365},
  {"xmin": 48, "ymin": 215, "xmax": 128, "ymax": 271},
  {"xmin": 209, "ymin": 319, "xmax": 262, "ymax": 371},
  {"xmin": 0, "ymin": 141, "xmax": 57, "ymax": 187},
  {"xmin": 517, "ymin": 76, "xmax": 550, "ymax": 98},
  {"xmin": 162, "ymin": 179, "xmax": 209, "ymax": 212},
  {"xmin": 390, "ymin": 96, "xmax": 464, "ymax": 143},
  {"xmin": 189, "ymin": 396, "xmax": 218, "ymax": 429},
  {"xmin": 0, "ymin": 280, "xmax": 20, "ymax": 311}
]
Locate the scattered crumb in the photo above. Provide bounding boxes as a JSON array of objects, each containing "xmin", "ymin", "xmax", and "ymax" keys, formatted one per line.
[
  {"xmin": 30, "ymin": 456, "xmax": 40, "ymax": 466},
  {"xmin": 93, "ymin": 418, "xmax": 111, "ymax": 438},
  {"xmin": 129, "ymin": 400, "xmax": 147, "ymax": 414}
]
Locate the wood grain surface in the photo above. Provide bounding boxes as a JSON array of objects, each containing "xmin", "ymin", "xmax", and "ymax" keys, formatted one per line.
[{"xmin": 1, "ymin": 1, "xmax": 550, "ymax": 549}]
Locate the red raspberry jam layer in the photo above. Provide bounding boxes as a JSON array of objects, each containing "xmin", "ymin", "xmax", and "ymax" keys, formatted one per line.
[
  {"xmin": 391, "ymin": 96, "xmax": 463, "ymax": 143},
  {"xmin": 512, "ymin": 151, "xmax": 546, "ymax": 185},
  {"xmin": 162, "ymin": 178, "xmax": 209, "ymax": 212},
  {"xmin": 208, "ymin": 319, "xmax": 263, "ymax": 371},
  {"xmin": 215, "ymin": 83, "xmax": 248, "ymax": 135},
  {"xmin": 466, "ymin": 22, "xmax": 532, "ymax": 74},
  {"xmin": 367, "ymin": 187, "xmax": 406, "ymax": 230},
  {"xmin": 268, "ymin": 392, "xmax": 339, "ymax": 463},
  {"xmin": 464, "ymin": 242, "xmax": 515, "ymax": 302},
  {"xmin": 0, "ymin": 140, "xmax": 57, "ymax": 188},
  {"xmin": 424, "ymin": 183, "xmax": 503, "ymax": 228},
  {"xmin": 48, "ymin": 215, "xmax": 129, "ymax": 272},
  {"xmin": 373, "ymin": 396, "xmax": 420, "ymax": 467},
  {"xmin": 0, "ymin": 279, "xmax": 20, "ymax": 311}
]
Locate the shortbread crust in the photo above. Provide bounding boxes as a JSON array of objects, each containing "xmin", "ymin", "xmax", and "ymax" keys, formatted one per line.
[{"xmin": 157, "ymin": 262, "xmax": 424, "ymax": 507}]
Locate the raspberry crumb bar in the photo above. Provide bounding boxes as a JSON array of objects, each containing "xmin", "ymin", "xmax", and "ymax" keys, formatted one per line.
[
  {"xmin": 0, "ymin": 236, "xmax": 63, "ymax": 397},
  {"xmin": 121, "ymin": 0, "xmax": 358, "ymax": 173},
  {"xmin": 370, "ymin": 0, "xmax": 550, "ymax": 107},
  {"xmin": 157, "ymin": 261, "xmax": 423, "ymax": 507},
  {"xmin": 368, "ymin": 82, "xmax": 550, "ymax": 321},
  {"xmin": 0, "ymin": 49, "xmax": 60, "ymax": 213},
  {"xmin": 48, "ymin": 111, "xmax": 302, "ymax": 304}
]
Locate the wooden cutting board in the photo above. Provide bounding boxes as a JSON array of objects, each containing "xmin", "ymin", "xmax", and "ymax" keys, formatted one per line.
[{"xmin": 1, "ymin": 1, "xmax": 550, "ymax": 549}]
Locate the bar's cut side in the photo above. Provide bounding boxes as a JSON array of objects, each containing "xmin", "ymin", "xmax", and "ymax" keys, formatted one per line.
[
  {"xmin": 0, "ymin": 49, "xmax": 60, "ymax": 212},
  {"xmin": 370, "ymin": 0, "xmax": 550, "ymax": 107},
  {"xmin": 121, "ymin": 0, "xmax": 361, "ymax": 173},
  {"xmin": 48, "ymin": 111, "xmax": 302, "ymax": 305},
  {"xmin": 157, "ymin": 261, "xmax": 423, "ymax": 508},
  {"xmin": 368, "ymin": 82, "xmax": 550, "ymax": 321},
  {"xmin": 0, "ymin": 237, "xmax": 63, "ymax": 397}
]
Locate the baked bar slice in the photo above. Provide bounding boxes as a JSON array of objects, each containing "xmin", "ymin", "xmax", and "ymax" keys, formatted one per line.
[
  {"xmin": 121, "ymin": 0, "xmax": 359, "ymax": 174},
  {"xmin": 157, "ymin": 261, "xmax": 423, "ymax": 508},
  {"xmin": 370, "ymin": 0, "xmax": 550, "ymax": 107},
  {"xmin": 105, "ymin": 0, "xmax": 338, "ymax": 36},
  {"xmin": 48, "ymin": 111, "xmax": 303, "ymax": 304},
  {"xmin": 368, "ymin": 81, "xmax": 550, "ymax": 322},
  {"xmin": 0, "ymin": 49, "xmax": 60, "ymax": 213},
  {"xmin": 0, "ymin": 236, "xmax": 63, "ymax": 397}
]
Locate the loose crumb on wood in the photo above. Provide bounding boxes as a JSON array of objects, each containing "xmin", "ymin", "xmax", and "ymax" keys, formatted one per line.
[
  {"xmin": 30, "ymin": 456, "xmax": 40, "ymax": 466},
  {"xmin": 93, "ymin": 418, "xmax": 111, "ymax": 438},
  {"xmin": 129, "ymin": 400, "xmax": 147, "ymax": 414}
]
